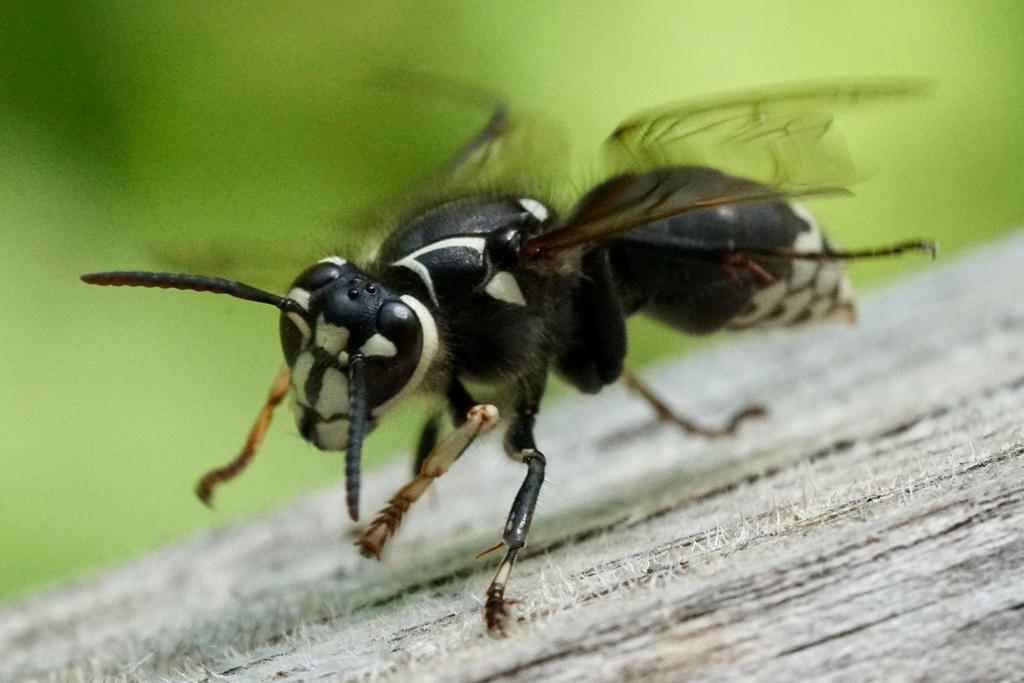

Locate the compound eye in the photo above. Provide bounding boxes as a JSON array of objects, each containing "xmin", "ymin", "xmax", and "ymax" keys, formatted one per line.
[
  {"xmin": 376, "ymin": 301, "xmax": 421, "ymax": 349},
  {"xmin": 279, "ymin": 313, "xmax": 305, "ymax": 366},
  {"xmin": 293, "ymin": 263, "xmax": 343, "ymax": 291},
  {"xmin": 306, "ymin": 264, "xmax": 342, "ymax": 290}
]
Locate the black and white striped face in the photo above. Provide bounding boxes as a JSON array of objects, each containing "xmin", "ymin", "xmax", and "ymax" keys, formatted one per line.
[{"xmin": 280, "ymin": 257, "xmax": 438, "ymax": 451}]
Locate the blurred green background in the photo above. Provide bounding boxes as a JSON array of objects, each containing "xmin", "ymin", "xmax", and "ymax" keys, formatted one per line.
[{"xmin": 1, "ymin": 1, "xmax": 1022, "ymax": 605}]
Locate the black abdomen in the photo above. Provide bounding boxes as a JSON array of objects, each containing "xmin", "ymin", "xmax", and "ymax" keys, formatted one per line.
[{"xmin": 609, "ymin": 201, "xmax": 854, "ymax": 334}]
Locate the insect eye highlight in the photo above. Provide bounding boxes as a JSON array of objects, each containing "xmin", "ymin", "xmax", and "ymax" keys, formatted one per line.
[{"xmin": 376, "ymin": 301, "xmax": 421, "ymax": 349}]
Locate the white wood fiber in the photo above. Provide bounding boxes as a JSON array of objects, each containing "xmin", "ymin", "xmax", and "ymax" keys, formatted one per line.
[{"xmin": 4, "ymin": 232, "xmax": 1024, "ymax": 683}]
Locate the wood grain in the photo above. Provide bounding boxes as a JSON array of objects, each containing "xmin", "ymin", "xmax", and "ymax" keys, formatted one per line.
[{"xmin": 4, "ymin": 232, "xmax": 1024, "ymax": 683}]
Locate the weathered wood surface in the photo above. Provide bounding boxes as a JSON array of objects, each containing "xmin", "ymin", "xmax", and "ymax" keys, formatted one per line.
[{"xmin": 4, "ymin": 232, "xmax": 1024, "ymax": 683}]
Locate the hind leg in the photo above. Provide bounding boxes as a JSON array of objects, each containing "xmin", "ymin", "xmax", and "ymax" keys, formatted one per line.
[{"xmin": 622, "ymin": 370, "xmax": 765, "ymax": 437}]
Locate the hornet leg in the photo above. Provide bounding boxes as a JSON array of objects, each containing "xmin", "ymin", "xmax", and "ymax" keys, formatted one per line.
[
  {"xmin": 622, "ymin": 370, "xmax": 765, "ymax": 437},
  {"xmin": 484, "ymin": 370, "xmax": 547, "ymax": 635},
  {"xmin": 357, "ymin": 380, "xmax": 499, "ymax": 559},
  {"xmin": 196, "ymin": 365, "xmax": 291, "ymax": 506}
]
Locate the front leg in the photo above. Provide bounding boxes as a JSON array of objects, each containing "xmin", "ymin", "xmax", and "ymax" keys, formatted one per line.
[
  {"xmin": 357, "ymin": 380, "xmax": 499, "ymax": 559},
  {"xmin": 484, "ymin": 369, "xmax": 547, "ymax": 635}
]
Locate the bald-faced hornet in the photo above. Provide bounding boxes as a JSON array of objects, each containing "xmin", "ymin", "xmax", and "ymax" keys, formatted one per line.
[{"xmin": 82, "ymin": 81, "xmax": 934, "ymax": 634}]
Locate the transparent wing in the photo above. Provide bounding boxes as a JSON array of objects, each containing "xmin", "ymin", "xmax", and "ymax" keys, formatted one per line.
[
  {"xmin": 412, "ymin": 106, "xmax": 573, "ymax": 210},
  {"xmin": 607, "ymin": 79, "xmax": 929, "ymax": 190},
  {"xmin": 362, "ymin": 69, "xmax": 571, "ymax": 203},
  {"xmin": 352, "ymin": 103, "xmax": 574, "ymax": 267},
  {"xmin": 146, "ymin": 98, "xmax": 569, "ymax": 289},
  {"xmin": 520, "ymin": 166, "xmax": 846, "ymax": 260},
  {"xmin": 522, "ymin": 80, "xmax": 927, "ymax": 260}
]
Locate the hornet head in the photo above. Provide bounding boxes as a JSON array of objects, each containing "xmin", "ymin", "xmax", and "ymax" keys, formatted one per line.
[
  {"xmin": 80, "ymin": 258, "xmax": 438, "ymax": 521},
  {"xmin": 280, "ymin": 256, "xmax": 438, "ymax": 518}
]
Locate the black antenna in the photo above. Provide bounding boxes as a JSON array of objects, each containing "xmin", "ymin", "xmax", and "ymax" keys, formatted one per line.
[
  {"xmin": 80, "ymin": 271, "xmax": 308, "ymax": 317},
  {"xmin": 345, "ymin": 354, "xmax": 369, "ymax": 522},
  {"xmin": 737, "ymin": 239, "xmax": 938, "ymax": 262}
]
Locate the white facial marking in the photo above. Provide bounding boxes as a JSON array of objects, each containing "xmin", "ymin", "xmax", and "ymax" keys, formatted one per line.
[
  {"xmin": 287, "ymin": 311, "xmax": 311, "ymax": 340},
  {"xmin": 519, "ymin": 198, "xmax": 549, "ymax": 222},
  {"xmin": 290, "ymin": 400, "xmax": 306, "ymax": 427},
  {"xmin": 289, "ymin": 352, "xmax": 315, "ymax": 407},
  {"xmin": 315, "ymin": 314, "xmax": 350, "ymax": 356},
  {"xmin": 315, "ymin": 418, "xmax": 350, "ymax": 451},
  {"xmin": 317, "ymin": 256, "xmax": 348, "ymax": 266},
  {"xmin": 287, "ymin": 287, "xmax": 311, "ymax": 310},
  {"xmin": 484, "ymin": 270, "xmax": 526, "ymax": 306},
  {"xmin": 316, "ymin": 366, "xmax": 350, "ymax": 418},
  {"xmin": 393, "ymin": 236, "xmax": 487, "ymax": 307},
  {"xmin": 360, "ymin": 333, "xmax": 398, "ymax": 358}
]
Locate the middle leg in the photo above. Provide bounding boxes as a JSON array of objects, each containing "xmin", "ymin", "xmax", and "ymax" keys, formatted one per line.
[{"xmin": 483, "ymin": 368, "xmax": 548, "ymax": 635}]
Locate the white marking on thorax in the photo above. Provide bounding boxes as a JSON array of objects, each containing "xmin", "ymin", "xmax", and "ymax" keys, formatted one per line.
[
  {"xmin": 392, "ymin": 236, "xmax": 487, "ymax": 306},
  {"xmin": 315, "ymin": 315, "xmax": 350, "ymax": 357},
  {"xmin": 484, "ymin": 270, "xmax": 526, "ymax": 305},
  {"xmin": 318, "ymin": 255, "xmax": 348, "ymax": 266},
  {"xmin": 371, "ymin": 294, "xmax": 439, "ymax": 417},
  {"xmin": 518, "ymin": 198, "xmax": 549, "ymax": 223},
  {"xmin": 360, "ymin": 333, "xmax": 398, "ymax": 358}
]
